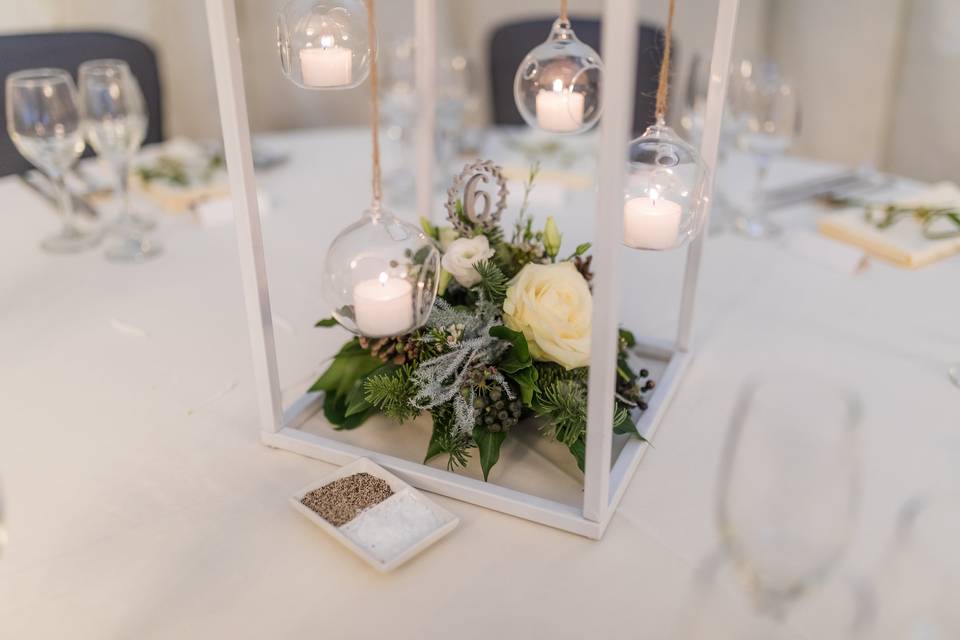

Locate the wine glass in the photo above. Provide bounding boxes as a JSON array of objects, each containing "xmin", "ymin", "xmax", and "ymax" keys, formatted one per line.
[
  {"xmin": 717, "ymin": 373, "xmax": 861, "ymax": 621},
  {"xmin": 728, "ymin": 61, "xmax": 799, "ymax": 239},
  {"xmin": 682, "ymin": 52, "xmax": 735, "ymax": 234},
  {"xmin": 79, "ymin": 59, "xmax": 161, "ymax": 262},
  {"xmin": 5, "ymin": 68, "xmax": 99, "ymax": 253},
  {"xmin": 681, "ymin": 52, "xmax": 711, "ymax": 148}
]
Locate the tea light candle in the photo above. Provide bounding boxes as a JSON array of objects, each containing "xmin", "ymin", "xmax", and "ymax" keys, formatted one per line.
[
  {"xmin": 353, "ymin": 273, "xmax": 414, "ymax": 336},
  {"xmin": 299, "ymin": 38, "xmax": 352, "ymax": 87},
  {"xmin": 624, "ymin": 196, "xmax": 683, "ymax": 250},
  {"xmin": 536, "ymin": 80, "xmax": 584, "ymax": 133}
]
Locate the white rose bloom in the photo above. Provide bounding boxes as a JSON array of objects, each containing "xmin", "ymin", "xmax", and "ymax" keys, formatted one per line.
[
  {"xmin": 441, "ymin": 235, "xmax": 495, "ymax": 287},
  {"xmin": 503, "ymin": 262, "xmax": 592, "ymax": 370}
]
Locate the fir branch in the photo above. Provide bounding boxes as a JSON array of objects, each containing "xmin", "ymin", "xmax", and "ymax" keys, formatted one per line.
[
  {"xmin": 473, "ymin": 259, "xmax": 508, "ymax": 304},
  {"xmin": 426, "ymin": 404, "xmax": 474, "ymax": 471},
  {"xmin": 536, "ymin": 379, "xmax": 587, "ymax": 447},
  {"xmin": 363, "ymin": 366, "xmax": 419, "ymax": 423}
]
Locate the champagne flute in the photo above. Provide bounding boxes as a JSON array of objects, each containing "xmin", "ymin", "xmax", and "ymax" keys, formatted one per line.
[
  {"xmin": 79, "ymin": 59, "xmax": 160, "ymax": 261},
  {"xmin": 6, "ymin": 68, "xmax": 99, "ymax": 253},
  {"xmin": 717, "ymin": 373, "xmax": 861, "ymax": 621},
  {"xmin": 729, "ymin": 61, "xmax": 799, "ymax": 239}
]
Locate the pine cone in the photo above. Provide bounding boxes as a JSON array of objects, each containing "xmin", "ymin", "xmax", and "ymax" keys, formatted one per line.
[{"xmin": 359, "ymin": 334, "xmax": 421, "ymax": 365}]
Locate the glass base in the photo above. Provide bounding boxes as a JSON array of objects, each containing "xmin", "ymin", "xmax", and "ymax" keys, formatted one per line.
[
  {"xmin": 110, "ymin": 211, "xmax": 156, "ymax": 234},
  {"xmin": 734, "ymin": 214, "xmax": 782, "ymax": 239},
  {"xmin": 40, "ymin": 227, "xmax": 101, "ymax": 254},
  {"xmin": 105, "ymin": 236, "xmax": 162, "ymax": 262}
]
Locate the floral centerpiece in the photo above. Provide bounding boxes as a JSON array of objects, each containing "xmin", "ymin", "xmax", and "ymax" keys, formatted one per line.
[{"xmin": 312, "ymin": 161, "xmax": 654, "ymax": 480}]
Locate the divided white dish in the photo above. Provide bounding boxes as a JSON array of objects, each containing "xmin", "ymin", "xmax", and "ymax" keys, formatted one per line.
[{"xmin": 290, "ymin": 457, "xmax": 459, "ymax": 572}]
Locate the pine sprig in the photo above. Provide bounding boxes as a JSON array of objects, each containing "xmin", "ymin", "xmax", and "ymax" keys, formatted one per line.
[
  {"xmin": 535, "ymin": 379, "xmax": 587, "ymax": 446},
  {"xmin": 473, "ymin": 259, "xmax": 508, "ymax": 304},
  {"xmin": 363, "ymin": 366, "xmax": 419, "ymax": 423}
]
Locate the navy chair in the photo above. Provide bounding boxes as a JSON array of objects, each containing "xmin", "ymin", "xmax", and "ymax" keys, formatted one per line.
[
  {"xmin": 0, "ymin": 31, "xmax": 163, "ymax": 177},
  {"xmin": 489, "ymin": 18, "xmax": 669, "ymax": 136}
]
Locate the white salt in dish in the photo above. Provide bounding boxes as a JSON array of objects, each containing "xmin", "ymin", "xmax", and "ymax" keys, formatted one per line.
[{"xmin": 290, "ymin": 458, "xmax": 459, "ymax": 572}]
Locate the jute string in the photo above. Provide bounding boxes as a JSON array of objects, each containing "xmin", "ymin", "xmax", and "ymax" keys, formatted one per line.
[
  {"xmin": 367, "ymin": 0, "xmax": 382, "ymax": 208},
  {"xmin": 654, "ymin": 0, "xmax": 676, "ymax": 122},
  {"xmin": 560, "ymin": 0, "xmax": 569, "ymax": 22}
]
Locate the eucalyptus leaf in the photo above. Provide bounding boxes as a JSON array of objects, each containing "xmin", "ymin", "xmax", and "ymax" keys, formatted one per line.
[
  {"xmin": 568, "ymin": 437, "xmax": 585, "ymax": 472},
  {"xmin": 315, "ymin": 317, "xmax": 338, "ymax": 328},
  {"xmin": 506, "ymin": 366, "xmax": 538, "ymax": 407},
  {"xmin": 490, "ymin": 325, "xmax": 532, "ymax": 373},
  {"xmin": 474, "ymin": 426, "xmax": 507, "ymax": 481}
]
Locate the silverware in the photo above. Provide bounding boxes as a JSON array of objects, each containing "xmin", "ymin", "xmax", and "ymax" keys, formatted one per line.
[
  {"xmin": 17, "ymin": 171, "xmax": 99, "ymax": 219},
  {"xmin": 762, "ymin": 168, "xmax": 892, "ymax": 210}
]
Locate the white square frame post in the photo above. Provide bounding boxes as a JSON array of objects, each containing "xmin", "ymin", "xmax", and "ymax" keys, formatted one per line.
[{"xmin": 204, "ymin": 0, "xmax": 739, "ymax": 539}]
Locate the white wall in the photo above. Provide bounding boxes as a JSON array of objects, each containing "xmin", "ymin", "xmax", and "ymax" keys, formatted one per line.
[
  {"xmin": 884, "ymin": 0, "xmax": 960, "ymax": 182},
  {"xmin": 768, "ymin": 0, "xmax": 907, "ymax": 168}
]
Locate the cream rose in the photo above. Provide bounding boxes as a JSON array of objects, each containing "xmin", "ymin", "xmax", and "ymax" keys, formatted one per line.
[
  {"xmin": 502, "ymin": 262, "xmax": 592, "ymax": 370},
  {"xmin": 441, "ymin": 235, "xmax": 495, "ymax": 287}
]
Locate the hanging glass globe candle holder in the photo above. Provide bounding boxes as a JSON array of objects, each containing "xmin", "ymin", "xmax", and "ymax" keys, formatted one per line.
[
  {"xmin": 513, "ymin": 15, "xmax": 604, "ymax": 135},
  {"xmin": 277, "ymin": 0, "xmax": 372, "ymax": 90},
  {"xmin": 317, "ymin": 0, "xmax": 439, "ymax": 338},
  {"xmin": 623, "ymin": 120, "xmax": 708, "ymax": 250},
  {"xmin": 321, "ymin": 206, "xmax": 439, "ymax": 337}
]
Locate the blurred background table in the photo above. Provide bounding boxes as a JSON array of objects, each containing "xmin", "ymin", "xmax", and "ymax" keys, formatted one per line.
[{"xmin": 0, "ymin": 127, "xmax": 958, "ymax": 639}]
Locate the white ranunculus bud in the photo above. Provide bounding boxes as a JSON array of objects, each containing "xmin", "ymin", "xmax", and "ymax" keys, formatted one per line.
[{"xmin": 441, "ymin": 235, "xmax": 496, "ymax": 288}]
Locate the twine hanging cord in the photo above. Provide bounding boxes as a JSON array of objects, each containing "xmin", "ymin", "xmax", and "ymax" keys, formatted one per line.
[
  {"xmin": 367, "ymin": 0, "xmax": 382, "ymax": 208},
  {"xmin": 560, "ymin": 0, "xmax": 569, "ymax": 22},
  {"xmin": 655, "ymin": 0, "xmax": 676, "ymax": 121}
]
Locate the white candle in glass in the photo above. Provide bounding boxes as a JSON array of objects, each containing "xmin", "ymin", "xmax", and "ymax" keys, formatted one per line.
[
  {"xmin": 535, "ymin": 79, "xmax": 585, "ymax": 133},
  {"xmin": 353, "ymin": 273, "xmax": 414, "ymax": 336},
  {"xmin": 299, "ymin": 36, "xmax": 352, "ymax": 87},
  {"xmin": 623, "ymin": 195, "xmax": 683, "ymax": 250}
]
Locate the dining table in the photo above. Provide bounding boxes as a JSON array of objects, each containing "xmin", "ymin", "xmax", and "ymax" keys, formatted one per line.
[{"xmin": 1, "ymin": 126, "xmax": 958, "ymax": 639}]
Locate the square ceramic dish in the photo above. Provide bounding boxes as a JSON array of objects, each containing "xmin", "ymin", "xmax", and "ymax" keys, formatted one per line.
[{"xmin": 290, "ymin": 457, "xmax": 459, "ymax": 572}]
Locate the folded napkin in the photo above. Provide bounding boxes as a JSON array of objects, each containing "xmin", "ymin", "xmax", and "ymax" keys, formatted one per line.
[{"xmin": 817, "ymin": 182, "xmax": 960, "ymax": 269}]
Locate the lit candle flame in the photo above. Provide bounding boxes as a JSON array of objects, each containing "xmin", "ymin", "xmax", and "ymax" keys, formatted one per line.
[
  {"xmin": 320, "ymin": 35, "xmax": 335, "ymax": 49},
  {"xmin": 552, "ymin": 78, "xmax": 564, "ymax": 93},
  {"xmin": 378, "ymin": 272, "xmax": 388, "ymax": 286}
]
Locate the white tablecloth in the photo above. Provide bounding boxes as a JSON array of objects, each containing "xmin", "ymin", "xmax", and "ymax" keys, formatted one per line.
[{"xmin": 1, "ymin": 128, "xmax": 958, "ymax": 639}]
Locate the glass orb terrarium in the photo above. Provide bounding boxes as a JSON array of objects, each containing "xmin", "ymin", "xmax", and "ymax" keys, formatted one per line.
[
  {"xmin": 321, "ymin": 207, "xmax": 440, "ymax": 338},
  {"xmin": 277, "ymin": 0, "xmax": 373, "ymax": 90},
  {"xmin": 513, "ymin": 18, "xmax": 604, "ymax": 134},
  {"xmin": 623, "ymin": 121, "xmax": 709, "ymax": 251}
]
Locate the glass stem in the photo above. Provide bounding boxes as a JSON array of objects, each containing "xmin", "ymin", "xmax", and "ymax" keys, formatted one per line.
[
  {"xmin": 53, "ymin": 173, "xmax": 78, "ymax": 236},
  {"xmin": 116, "ymin": 160, "xmax": 132, "ymax": 230},
  {"xmin": 752, "ymin": 154, "xmax": 771, "ymax": 221}
]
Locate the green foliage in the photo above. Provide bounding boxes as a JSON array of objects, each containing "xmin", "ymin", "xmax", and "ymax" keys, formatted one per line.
[
  {"xmin": 363, "ymin": 366, "xmax": 419, "ymax": 423},
  {"xmin": 568, "ymin": 436, "xmax": 586, "ymax": 472},
  {"xmin": 489, "ymin": 325, "xmax": 538, "ymax": 406},
  {"xmin": 310, "ymin": 340, "xmax": 382, "ymax": 399},
  {"xmin": 535, "ymin": 379, "xmax": 587, "ymax": 447},
  {"xmin": 473, "ymin": 259, "xmax": 508, "ymax": 304},
  {"xmin": 315, "ymin": 317, "xmax": 338, "ymax": 328},
  {"xmin": 425, "ymin": 405, "xmax": 473, "ymax": 471},
  {"xmin": 473, "ymin": 426, "xmax": 507, "ymax": 481}
]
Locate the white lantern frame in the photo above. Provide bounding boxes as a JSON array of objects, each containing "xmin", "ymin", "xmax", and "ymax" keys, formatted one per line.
[{"xmin": 204, "ymin": 0, "xmax": 739, "ymax": 539}]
